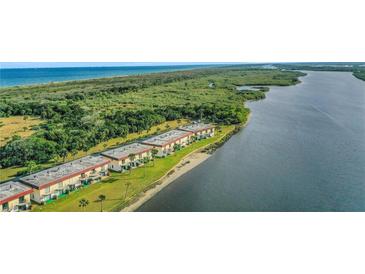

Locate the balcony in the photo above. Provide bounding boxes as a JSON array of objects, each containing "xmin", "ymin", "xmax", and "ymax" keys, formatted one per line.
[
  {"xmin": 13, "ymin": 203, "xmax": 32, "ymax": 211},
  {"xmin": 68, "ymin": 182, "xmax": 82, "ymax": 191},
  {"xmin": 41, "ymin": 194, "xmax": 52, "ymax": 204}
]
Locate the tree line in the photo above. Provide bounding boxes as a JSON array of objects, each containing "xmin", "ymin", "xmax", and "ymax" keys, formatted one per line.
[{"xmin": 0, "ymin": 101, "xmax": 248, "ymax": 168}]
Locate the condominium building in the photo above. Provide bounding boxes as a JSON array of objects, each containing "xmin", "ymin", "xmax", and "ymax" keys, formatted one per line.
[
  {"xmin": 141, "ymin": 129, "xmax": 193, "ymax": 157},
  {"xmin": 19, "ymin": 155, "xmax": 110, "ymax": 204},
  {"xmin": 101, "ymin": 143, "xmax": 153, "ymax": 172},
  {"xmin": 0, "ymin": 181, "xmax": 33, "ymax": 212},
  {"xmin": 178, "ymin": 123, "xmax": 215, "ymax": 139}
]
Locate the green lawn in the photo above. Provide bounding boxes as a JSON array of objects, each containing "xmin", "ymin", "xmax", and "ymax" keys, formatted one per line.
[{"xmin": 32, "ymin": 125, "xmax": 235, "ymax": 212}]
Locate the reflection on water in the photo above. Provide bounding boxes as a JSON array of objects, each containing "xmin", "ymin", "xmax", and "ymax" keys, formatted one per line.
[{"xmin": 139, "ymin": 71, "xmax": 365, "ymax": 212}]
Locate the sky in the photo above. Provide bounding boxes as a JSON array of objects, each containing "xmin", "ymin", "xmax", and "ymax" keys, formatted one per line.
[
  {"xmin": 1, "ymin": 1, "xmax": 363, "ymax": 63},
  {"xmin": 0, "ymin": 62, "xmax": 240, "ymax": 69}
]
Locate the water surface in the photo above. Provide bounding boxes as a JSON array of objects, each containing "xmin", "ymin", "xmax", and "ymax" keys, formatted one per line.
[
  {"xmin": 139, "ymin": 71, "xmax": 365, "ymax": 212},
  {"xmin": 0, "ymin": 65, "xmax": 212, "ymax": 87}
]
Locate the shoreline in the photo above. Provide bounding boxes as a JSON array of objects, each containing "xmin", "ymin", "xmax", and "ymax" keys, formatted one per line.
[
  {"xmin": 0, "ymin": 65, "xmax": 213, "ymax": 89},
  {"xmin": 121, "ymin": 152, "xmax": 211, "ymax": 212},
  {"xmin": 122, "ymin": 113, "xmax": 252, "ymax": 212}
]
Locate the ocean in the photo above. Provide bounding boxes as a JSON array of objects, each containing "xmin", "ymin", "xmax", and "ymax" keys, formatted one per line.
[{"xmin": 0, "ymin": 64, "xmax": 213, "ymax": 87}]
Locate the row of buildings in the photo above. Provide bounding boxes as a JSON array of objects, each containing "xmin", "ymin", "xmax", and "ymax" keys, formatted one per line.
[{"xmin": 0, "ymin": 123, "xmax": 215, "ymax": 212}]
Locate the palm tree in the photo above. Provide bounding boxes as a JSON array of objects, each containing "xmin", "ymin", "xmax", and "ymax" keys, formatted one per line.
[
  {"xmin": 173, "ymin": 143, "xmax": 181, "ymax": 152},
  {"xmin": 124, "ymin": 182, "xmax": 131, "ymax": 200},
  {"xmin": 98, "ymin": 195, "xmax": 106, "ymax": 212},
  {"xmin": 79, "ymin": 198, "xmax": 89, "ymax": 212},
  {"xmin": 199, "ymin": 109, "xmax": 204, "ymax": 120},
  {"xmin": 128, "ymin": 153, "xmax": 136, "ymax": 173},
  {"xmin": 151, "ymin": 148, "xmax": 159, "ymax": 166},
  {"xmin": 143, "ymin": 157, "xmax": 149, "ymax": 177},
  {"xmin": 60, "ymin": 148, "xmax": 68, "ymax": 162}
]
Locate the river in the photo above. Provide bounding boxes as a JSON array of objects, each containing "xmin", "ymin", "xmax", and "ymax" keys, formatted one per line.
[{"xmin": 138, "ymin": 71, "xmax": 365, "ymax": 212}]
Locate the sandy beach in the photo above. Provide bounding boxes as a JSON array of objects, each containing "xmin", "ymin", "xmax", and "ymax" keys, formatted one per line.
[{"xmin": 121, "ymin": 152, "xmax": 211, "ymax": 211}]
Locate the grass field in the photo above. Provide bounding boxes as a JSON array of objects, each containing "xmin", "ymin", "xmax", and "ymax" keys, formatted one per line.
[
  {"xmin": 0, "ymin": 116, "xmax": 42, "ymax": 146},
  {"xmin": 0, "ymin": 119, "xmax": 188, "ymax": 182},
  {"xmin": 33, "ymin": 125, "xmax": 234, "ymax": 212}
]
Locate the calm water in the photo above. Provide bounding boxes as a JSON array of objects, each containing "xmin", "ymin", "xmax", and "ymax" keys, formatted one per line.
[
  {"xmin": 0, "ymin": 65, "xmax": 211, "ymax": 87},
  {"xmin": 139, "ymin": 71, "xmax": 365, "ymax": 212}
]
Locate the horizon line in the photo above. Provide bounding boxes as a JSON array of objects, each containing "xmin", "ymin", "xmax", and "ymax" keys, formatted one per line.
[{"xmin": 0, "ymin": 62, "xmax": 246, "ymax": 69}]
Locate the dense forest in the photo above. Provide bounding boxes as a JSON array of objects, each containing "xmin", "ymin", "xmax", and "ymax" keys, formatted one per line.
[{"xmin": 0, "ymin": 67, "xmax": 304, "ymax": 169}]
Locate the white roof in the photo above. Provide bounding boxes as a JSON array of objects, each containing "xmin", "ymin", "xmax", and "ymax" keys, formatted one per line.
[
  {"xmin": 178, "ymin": 123, "xmax": 214, "ymax": 133},
  {"xmin": 0, "ymin": 181, "xmax": 32, "ymax": 204},
  {"xmin": 19, "ymin": 155, "xmax": 110, "ymax": 189},
  {"xmin": 101, "ymin": 143, "xmax": 152, "ymax": 160},
  {"xmin": 141, "ymin": 130, "xmax": 191, "ymax": 147}
]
